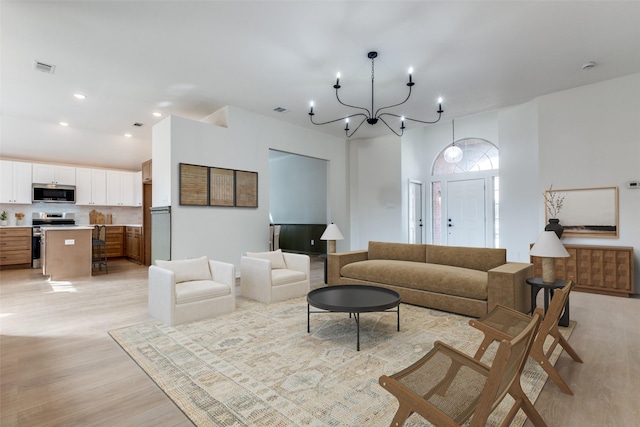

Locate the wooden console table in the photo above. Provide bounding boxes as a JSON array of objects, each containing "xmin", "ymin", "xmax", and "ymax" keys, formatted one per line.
[{"xmin": 531, "ymin": 244, "xmax": 634, "ymax": 297}]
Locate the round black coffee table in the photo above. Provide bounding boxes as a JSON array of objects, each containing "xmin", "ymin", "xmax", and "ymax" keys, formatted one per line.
[{"xmin": 307, "ymin": 284, "xmax": 401, "ymax": 351}]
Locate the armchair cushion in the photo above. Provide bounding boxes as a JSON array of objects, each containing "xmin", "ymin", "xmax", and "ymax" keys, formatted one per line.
[
  {"xmin": 271, "ymin": 269, "xmax": 307, "ymax": 286},
  {"xmin": 156, "ymin": 256, "xmax": 211, "ymax": 283},
  {"xmin": 244, "ymin": 249, "xmax": 286, "ymax": 269},
  {"xmin": 176, "ymin": 280, "xmax": 232, "ymax": 304}
]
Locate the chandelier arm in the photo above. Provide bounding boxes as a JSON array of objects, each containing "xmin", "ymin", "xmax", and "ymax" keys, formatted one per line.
[
  {"xmin": 377, "ymin": 116, "xmax": 403, "ymax": 137},
  {"xmin": 335, "ymin": 88, "xmax": 371, "ymax": 117},
  {"xmin": 379, "ymin": 112, "xmax": 444, "ymax": 125},
  {"xmin": 309, "ymin": 113, "xmax": 368, "ymax": 126},
  {"xmin": 345, "ymin": 117, "xmax": 369, "ymax": 138},
  {"xmin": 373, "ymin": 85, "xmax": 413, "ymax": 118}
]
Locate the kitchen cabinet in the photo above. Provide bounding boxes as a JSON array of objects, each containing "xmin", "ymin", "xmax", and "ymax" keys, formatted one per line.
[
  {"xmin": 0, "ymin": 160, "xmax": 32, "ymax": 204},
  {"xmin": 32, "ymin": 164, "xmax": 76, "ymax": 185},
  {"xmin": 106, "ymin": 171, "xmax": 135, "ymax": 206},
  {"xmin": 142, "ymin": 159, "xmax": 152, "ymax": 183},
  {"xmin": 105, "ymin": 226, "xmax": 125, "ymax": 258},
  {"xmin": 125, "ymin": 226, "xmax": 142, "ymax": 262},
  {"xmin": 133, "ymin": 171, "xmax": 143, "ymax": 207},
  {"xmin": 0, "ymin": 228, "xmax": 32, "ymax": 266},
  {"xmin": 76, "ymin": 168, "xmax": 107, "ymax": 206}
]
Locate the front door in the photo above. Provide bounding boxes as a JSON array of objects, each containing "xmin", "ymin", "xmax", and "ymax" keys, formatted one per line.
[{"xmin": 446, "ymin": 179, "xmax": 485, "ymax": 247}]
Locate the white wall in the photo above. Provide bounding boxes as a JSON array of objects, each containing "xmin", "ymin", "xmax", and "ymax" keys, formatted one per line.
[
  {"xmin": 348, "ymin": 134, "xmax": 402, "ymax": 249},
  {"xmin": 152, "ymin": 107, "xmax": 349, "ymax": 269},
  {"xmin": 269, "ymin": 151, "xmax": 327, "ymax": 224}
]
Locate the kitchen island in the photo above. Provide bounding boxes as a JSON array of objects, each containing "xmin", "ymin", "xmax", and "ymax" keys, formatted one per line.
[{"xmin": 41, "ymin": 226, "xmax": 93, "ymax": 280}]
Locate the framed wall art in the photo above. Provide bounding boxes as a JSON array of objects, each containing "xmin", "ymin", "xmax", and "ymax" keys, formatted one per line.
[
  {"xmin": 179, "ymin": 163, "xmax": 208, "ymax": 206},
  {"xmin": 545, "ymin": 186, "xmax": 619, "ymax": 238},
  {"xmin": 235, "ymin": 170, "xmax": 258, "ymax": 208},
  {"xmin": 209, "ymin": 167, "xmax": 235, "ymax": 207}
]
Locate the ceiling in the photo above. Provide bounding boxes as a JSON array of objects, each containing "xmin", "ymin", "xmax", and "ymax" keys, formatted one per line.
[{"xmin": 2, "ymin": 1, "xmax": 639, "ymax": 171}]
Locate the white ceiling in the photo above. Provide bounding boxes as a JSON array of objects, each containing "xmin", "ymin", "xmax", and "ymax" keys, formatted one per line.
[{"xmin": 2, "ymin": 1, "xmax": 639, "ymax": 171}]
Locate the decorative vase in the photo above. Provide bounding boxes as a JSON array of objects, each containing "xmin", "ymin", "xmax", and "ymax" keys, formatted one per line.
[
  {"xmin": 545, "ymin": 218, "xmax": 564, "ymax": 238},
  {"xmin": 0, "ymin": 220, "xmax": 7, "ymax": 226}
]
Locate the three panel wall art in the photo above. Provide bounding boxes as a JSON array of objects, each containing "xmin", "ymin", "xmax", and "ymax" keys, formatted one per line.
[{"xmin": 179, "ymin": 163, "xmax": 258, "ymax": 208}]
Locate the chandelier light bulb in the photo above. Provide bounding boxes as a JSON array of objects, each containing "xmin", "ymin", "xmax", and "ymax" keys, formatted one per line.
[{"xmin": 309, "ymin": 101, "xmax": 314, "ymax": 115}]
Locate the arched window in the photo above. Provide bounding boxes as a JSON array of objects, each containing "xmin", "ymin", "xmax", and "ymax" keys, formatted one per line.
[
  {"xmin": 431, "ymin": 138, "xmax": 500, "ymax": 247},
  {"xmin": 433, "ymin": 138, "xmax": 499, "ymax": 175}
]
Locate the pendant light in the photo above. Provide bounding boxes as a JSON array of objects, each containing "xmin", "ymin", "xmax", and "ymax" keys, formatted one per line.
[{"xmin": 443, "ymin": 119, "xmax": 463, "ymax": 163}]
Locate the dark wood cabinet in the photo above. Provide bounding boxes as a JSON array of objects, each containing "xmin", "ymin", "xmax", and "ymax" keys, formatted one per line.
[
  {"xmin": 105, "ymin": 226, "xmax": 124, "ymax": 258},
  {"xmin": 278, "ymin": 224, "xmax": 327, "ymax": 255}
]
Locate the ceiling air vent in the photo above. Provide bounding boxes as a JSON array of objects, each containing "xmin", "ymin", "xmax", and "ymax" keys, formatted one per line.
[
  {"xmin": 33, "ymin": 60, "xmax": 55, "ymax": 74},
  {"xmin": 273, "ymin": 107, "xmax": 288, "ymax": 113},
  {"xmin": 133, "ymin": 122, "xmax": 143, "ymax": 127}
]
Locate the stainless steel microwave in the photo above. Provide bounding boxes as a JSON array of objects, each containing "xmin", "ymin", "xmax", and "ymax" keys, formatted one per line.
[{"xmin": 32, "ymin": 184, "xmax": 76, "ymax": 203}]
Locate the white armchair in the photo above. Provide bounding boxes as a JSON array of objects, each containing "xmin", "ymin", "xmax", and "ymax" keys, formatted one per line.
[
  {"xmin": 148, "ymin": 256, "xmax": 235, "ymax": 326},
  {"xmin": 241, "ymin": 249, "xmax": 310, "ymax": 304}
]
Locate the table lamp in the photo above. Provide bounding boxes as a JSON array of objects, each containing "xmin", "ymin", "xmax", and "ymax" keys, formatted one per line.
[
  {"xmin": 320, "ymin": 223, "xmax": 344, "ymax": 253},
  {"xmin": 530, "ymin": 231, "xmax": 570, "ymax": 283}
]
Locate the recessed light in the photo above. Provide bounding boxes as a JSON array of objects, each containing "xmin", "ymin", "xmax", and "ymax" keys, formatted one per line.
[
  {"xmin": 124, "ymin": 133, "xmax": 132, "ymax": 138},
  {"xmin": 74, "ymin": 93, "xmax": 87, "ymax": 99},
  {"xmin": 153, "ymin": 112, "xmax": 162, "ymax": 117},
  {"xmin": 59, "ymin": 122, "xmax": 69, "ymax": 126}
]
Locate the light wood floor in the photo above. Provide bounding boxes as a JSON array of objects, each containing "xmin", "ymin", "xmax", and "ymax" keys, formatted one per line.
[{"xmin": 1, "ymin": 258, "xmax": 638, "ymax": 426}]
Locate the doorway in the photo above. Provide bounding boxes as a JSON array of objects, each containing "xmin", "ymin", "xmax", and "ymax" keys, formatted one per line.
[{"xmin": 446, "ymin": 179, "xmax": 486, "ymax": 247}]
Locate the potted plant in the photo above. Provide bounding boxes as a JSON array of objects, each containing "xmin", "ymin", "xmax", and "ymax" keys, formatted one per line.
[
  {"xmin": 15, "ymin": 212, "xmax": 25, "ymax": 226},
  {"xmin": 0, "ymin": 211, "xmax": 8, "ymax": 226},
  {"xmin": 544, "ymin": 185, "xmax": 566, "ymax": 238}
]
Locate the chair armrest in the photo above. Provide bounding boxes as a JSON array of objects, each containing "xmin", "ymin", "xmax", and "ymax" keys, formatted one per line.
[
  {"xmin": 282, "ymin": 252, "xmax": 310, "ymax": 275},
  {"xmin": 240, "ymin": 256, "xmax": 273, "ymax": 302},
  {"xmin": 327, "ymin": 250, "xmax": 369, "ymax": 285},
  {"xmin": 487, "ymin": 262, "xmax": 534, "ymax": 314},
  {"xmin": 209, "ymin": 260, "xmax": 236, "ymax": 289},
  {"xmin": 148, "ymin": 265, "xmax": 177, "ymax": 324}
]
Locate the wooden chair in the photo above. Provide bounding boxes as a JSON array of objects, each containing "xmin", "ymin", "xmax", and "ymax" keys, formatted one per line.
[
  {"xmin": 469, "ymin": 280, "xmax": 582, "ymax": 395},
  {"xmin": 379, "ymin": 311, "xmax": 545, "ymax": 427},
  {"xmin": 92, "ymin": 225, "xmax": 108, "ymax": 274}
]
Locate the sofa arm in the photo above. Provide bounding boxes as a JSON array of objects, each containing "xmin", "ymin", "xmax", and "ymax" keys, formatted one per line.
[
  {"xmin": 283, "ymin": 252, "xmax": 310, "ymax": 276},
  {"xmin": 327, "ymin": 250, "xmax": 369, "ymax": 285},
  {"xmin": 209, "ymin": 260, "xmax": 236, "ymax": 289},
  {"xmin": 487, "ymin": 262, "xmax": 534, "ymax": 314},
  {"xmin": 240, "ymin": 256, "xmax": 273, "ymax": 302},
  {"xmin": 148, "ymin": 265, "xmax": 177, "ymax": 324}
]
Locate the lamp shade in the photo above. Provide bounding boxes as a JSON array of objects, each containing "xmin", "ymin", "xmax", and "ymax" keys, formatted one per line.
[
  {"xmin": 530, "ymin": 231, "xmax": 569, "ymax": 258},
  {"xmin": 320, "ymin": 223, "xmax": 344, "ymax": 241}
]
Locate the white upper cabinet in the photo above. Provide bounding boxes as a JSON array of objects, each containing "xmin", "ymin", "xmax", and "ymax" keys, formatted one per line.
[
  {"xmin": 0, "ymin": 160, "xmax": 32, "ymax": 204},
  {"xmin": 32, "ymin": 164, "xmax": 76, "ymax": 185},
  {"xmin": 133, "ymin": 171, "xmax": 143, "ymax": 207},
  {"xmin": 76, "ymin": 168, "xmax": 107, "ymax": 206},
  {"xmin": 106, "ymin": 170, "xmax": 135, "ymax": 206}
]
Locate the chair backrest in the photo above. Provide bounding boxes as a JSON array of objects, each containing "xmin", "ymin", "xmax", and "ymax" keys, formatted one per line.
[
  {"xmin": 471, "ymin": 310, "xmax": 542, "ymax": 425},
  {"xmin": 93, "ymin": 225, "xmax": 106, "ymax": 241}
]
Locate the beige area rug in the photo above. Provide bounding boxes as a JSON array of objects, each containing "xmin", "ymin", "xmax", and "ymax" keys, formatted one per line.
[{"xmin": 110, "ymin": 297, "xmax": 575, "ymax": 426}]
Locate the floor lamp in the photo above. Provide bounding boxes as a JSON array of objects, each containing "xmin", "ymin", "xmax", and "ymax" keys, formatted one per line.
[{"xmin": 530, "ymin": 231, "xmax": 570, "ymax": 283}]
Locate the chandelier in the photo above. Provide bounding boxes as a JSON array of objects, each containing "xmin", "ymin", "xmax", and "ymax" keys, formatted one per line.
[{"xmin": 308, "ymin": 51, "xmax": 444, "ymax": 138}]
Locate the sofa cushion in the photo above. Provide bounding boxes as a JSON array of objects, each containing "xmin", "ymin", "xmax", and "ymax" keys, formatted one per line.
[
  {"xmin": 245, "ymin": 249, "xmax": 287, "ymax": 269},
  {"xmin": 340, "ymin": 260, "xmax": 488, "ymax": 300},
  {"xmin": 271, "ymin": 269, "xmax": 307, "ymax": 286},
  {"xmin": 175, "ymin": 280, "xmax": 230, "ymax": 304},
  {"xmin": 426, "ymin": 245, "xmax": 506, "ymax": 272},
  {"xmin": 156, "ymin": 256, "xmax": 212, "ymax": 283},
  {"xmin": 368, "ymin": 241, "xmax": 426, "ymax": 263}
]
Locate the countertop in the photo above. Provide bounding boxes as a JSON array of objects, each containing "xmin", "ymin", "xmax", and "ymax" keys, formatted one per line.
[
  {"xmin": 40, "ymin": 226, "xmax": 94, "ymax": 231},
  {"xmin": 0, "ymin": 225, "xmax": 32, "ymax": 229},
  {"xmin": 0, "ymin": 224, "xmax": 142, "ymax": 228}
]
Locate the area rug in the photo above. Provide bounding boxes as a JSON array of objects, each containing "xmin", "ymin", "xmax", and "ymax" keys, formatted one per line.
[{"xmin": 110, "ymin": 297, "xmax": 575, "ymax": 426}]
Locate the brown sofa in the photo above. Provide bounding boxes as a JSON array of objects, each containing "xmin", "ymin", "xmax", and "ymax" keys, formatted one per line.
[{"xmin": 327, "ymin": 241, "xmax": 533, "ymax": 318}]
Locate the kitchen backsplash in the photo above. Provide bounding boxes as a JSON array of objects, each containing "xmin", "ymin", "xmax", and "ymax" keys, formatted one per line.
[{"xmin": 0, "ymin": 204, "xmax": 142, "ymax": 226}]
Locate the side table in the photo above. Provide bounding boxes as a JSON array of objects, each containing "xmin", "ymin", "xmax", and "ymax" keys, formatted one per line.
[{"xmin": 525, "ymin": 277, "xmax": 570, "ymax": 327}]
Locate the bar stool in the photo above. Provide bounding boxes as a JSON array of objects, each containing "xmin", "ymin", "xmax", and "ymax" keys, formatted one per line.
[{"xmin": 92, "ymin": 225, "xmax": 108, "ymax": 274}]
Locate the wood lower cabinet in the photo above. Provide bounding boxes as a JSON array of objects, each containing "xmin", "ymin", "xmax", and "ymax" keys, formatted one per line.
[
  {"xmin": 105, "ymin": 226, "xmax": 124, "ymax": 258},
  {"xmin": 125, "ymin": 226, "xmax": 142, "ymax": 263},
  {"xmin": 531, "ymin": 244, "xmax": 635, "ymax": 297},
  {"xmin": 0, "ymin": 228, "xmax": 32, "ymax": 266}
]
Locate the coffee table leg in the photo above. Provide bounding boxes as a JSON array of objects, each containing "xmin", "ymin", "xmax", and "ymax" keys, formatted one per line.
[
  {"xmin": 307, "ymin": 304, "xmax": 310, "ymax": 333},
  {"xmin": 397, "ymin": 305, "xmax": 400, "ymax": 331},
  {"xmin": 355, "ymin": 312, "xmax": 360, "ymax": 351}
]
